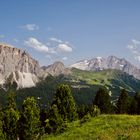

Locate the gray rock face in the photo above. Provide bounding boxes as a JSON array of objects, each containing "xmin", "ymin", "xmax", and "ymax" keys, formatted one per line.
[
  {"xmin": 70, "ymin": 55, "xmax": 140, "ymax": 79},
  {"xmin": 0, "ymin": 44, "xmax": 71, "ymax": 88},
  {"xmin": 0, "ymin": 44, "xmax": 41, "ymax": 88},
  {"xmin": 41, "ymin": 61, "xmax": 71, "ymax": 77}
]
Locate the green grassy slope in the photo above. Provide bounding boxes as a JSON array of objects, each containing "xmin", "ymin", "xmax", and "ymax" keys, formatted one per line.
[
  {"xmin": 43, "ymin": 115, "xmax": 140, "ymax": 140},
  {"xmin": 13, "ymin": 69, "xmax": 140, "ymax": 108}
]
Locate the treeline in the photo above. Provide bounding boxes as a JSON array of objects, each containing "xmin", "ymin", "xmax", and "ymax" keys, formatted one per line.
[{"xmin": 0, "ymin": 84, "xmax": 139, "ymax": 139}]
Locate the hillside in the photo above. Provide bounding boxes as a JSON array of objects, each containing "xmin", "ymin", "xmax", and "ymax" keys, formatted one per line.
[
  {"xmin": 43, "ymin": 115, "xmax": 140, "ymax": 140},
  {"xmin": 10, "ymin": 68, "xmax": 140, "ymax": 108}
]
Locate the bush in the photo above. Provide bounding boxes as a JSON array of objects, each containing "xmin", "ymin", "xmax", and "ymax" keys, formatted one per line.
[
  {"xmin": 80, "ymin": 113, "xmax": 91, "ymax": 124},
  {"xmin": 90, "ymin": 105, "xmax": 100, "ymax": 117}
]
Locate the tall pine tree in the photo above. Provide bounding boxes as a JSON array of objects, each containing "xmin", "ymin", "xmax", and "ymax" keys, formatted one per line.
[
  {"xmin": 116, "ymin": 89, "xmax": 129, "ymax": 114},
  {"xmin": 52, "ymin": 84, "xmax": 77, "ymax": 121},
  {"xmin": 93, "ymin": 87, "xmax": 112, "ymax": 113},
  {"xmin": 18, "ymin": 97, "xmax": 41, "ymax": 140},
  {"xmin": 2, "ymin": 92, "xmax": 19, "ymax": 140}
]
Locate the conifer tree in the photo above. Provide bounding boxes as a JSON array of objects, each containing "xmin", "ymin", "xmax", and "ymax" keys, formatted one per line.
[
  {"xmin": 18, "ymin": 97, "xmax": 41, "ymax": 140},
  {"xmin": 116, "ymin": 89, "xmax": 129, "ymax": 114},
  {"xmin": 93, "ymin": 87, "xmax": 112, "ymax": 113},
  {"xmin": 46, "ymin": 104, "xmax": 64, "ymax": 134},
  {"xmin": 2, "ymin": 92, "xmax": 19, "ymax": 140},
  {"xmin": 52, "ymin": 84, "xmax": 77, "ymax": 121}
]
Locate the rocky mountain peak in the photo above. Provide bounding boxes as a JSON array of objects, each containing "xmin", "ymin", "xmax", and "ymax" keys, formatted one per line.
[
  {"xmin": 0, "ymin": 44, "xmax": 40, "ymax": 88},
  {"xmin": 41, "ymin": 61, "xmax": 70, "ymax": 77},
  {"xmin": 70, "ymin": 55, "xmax": 140, "ymax": 79}
]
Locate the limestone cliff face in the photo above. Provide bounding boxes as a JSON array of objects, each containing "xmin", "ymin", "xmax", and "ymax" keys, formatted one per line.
[{"xmin": 0, "ymin": 44, "xmax": 40, "ymax": 88}]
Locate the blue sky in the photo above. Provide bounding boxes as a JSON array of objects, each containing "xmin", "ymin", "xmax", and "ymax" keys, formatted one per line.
[{"xmin": 0, "ymin": 0, "xmax": 140, "ymax": 67}]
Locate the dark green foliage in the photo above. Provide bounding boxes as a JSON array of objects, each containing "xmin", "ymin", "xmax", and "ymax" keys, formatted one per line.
[
  {"xmin": 90, "ymin": 105, "xmax": 100, "ymax": 117},
  {"xmin": 80, "ymin": 113, "xmax": 91, "ymax": 124},
  {"xmin": 77, "ymin": 104, "xmax": 89, "ymax": 119},
  {"xmin": 93, "ymin": 88, "xmax": 113, "ymax": 113},
  {"xmin": 116, "ymin": 89, "xmax": 129, "ymax": 114},
  {"xmin": 6, "ymin": 91, "xmax": 17, "ymax": 109},
  {"xmin": 18, "ymin": 97, "xmax": 42, "ymax": 140},
  {"xmin": 0, "ymin": 112, "xmax": 4, "ymax": 140},
  {"xmin": 2, "ymin": 92, "xmax": 19, "ymax": 140},
  {"xmin": 52, "ymin": 84, "xmax": 77, "ymax": 121},
  {"xmin": 129, "ymin": 97, "xmax": 137, "ymax": 114},
  {"xmin": 46, "ymin": 104, "xmax": 66, "ymax": 134},
  {"xmin": 134, "ymin": 92, "xmax": 140, "ymax": 114},
  {"xmin": 3, "ymin": 108, "xmax": 19, "ymax": 140}
]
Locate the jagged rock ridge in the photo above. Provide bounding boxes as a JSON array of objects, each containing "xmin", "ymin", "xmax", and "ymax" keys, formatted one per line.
[
  {"xmin": 70, "ymin": 56, "xmax": 140, "ymax": 79},
  {"xmin": 0, "ymin": 44, "xmax": 40, "ymax": 88}
]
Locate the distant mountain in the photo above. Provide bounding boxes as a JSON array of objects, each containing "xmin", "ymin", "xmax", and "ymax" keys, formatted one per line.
[
  {"xmin": 41, "ymin": 61, "xmax": 71, "ymax": 77},
  {"xmin": 70, "ymin": 56, "xmax": 140, "ymax": 79},
  {"xmin": 0, "ymin": 43, "xmax": 140, "ymax": 91},
  {"xmin": 15, "ymin": 68, "xmax": 140, "ymax": 107}
]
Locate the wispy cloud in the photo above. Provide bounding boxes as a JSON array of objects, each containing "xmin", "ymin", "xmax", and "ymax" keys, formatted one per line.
[
  {"xmin": 24, "ymin": 37, "xmax": 49, "ymax": 53},
  {"xmin": 57, "ymin": 44, "xmax": 72, "ymax": 52},
  {"xmin": 24, "ymin": 37, "xmax": 73, "ymax": 61},
  {"xmin": 62, "ymin": 57, "xmax": 68, "ymax": 61},
  {"xmin": 49, "ymin": 37, "xmax": 62, "ymax": 43},
  {"xmin": 20, "ymin": 24, "xmax": 39, "ymax": 31},
  {"xmin": 127, "ymin": 39, "xmax": 140, "ymax": 62}
]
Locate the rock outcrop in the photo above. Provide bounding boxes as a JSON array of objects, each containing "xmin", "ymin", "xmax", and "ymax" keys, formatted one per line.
[{"xmin": 0, "ymin": 44, "xmax": 40, "ymax": 88}]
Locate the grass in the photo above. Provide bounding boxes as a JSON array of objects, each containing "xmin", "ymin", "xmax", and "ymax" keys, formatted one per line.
[{"xmin": 42, "ymin": 115, "xmax": 140, "ymax": 140}]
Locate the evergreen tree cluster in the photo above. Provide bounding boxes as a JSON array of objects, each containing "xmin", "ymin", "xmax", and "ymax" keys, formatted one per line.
[{"xmin": 0, "ymin": 84, "xmax": 139, "ymax": 139}]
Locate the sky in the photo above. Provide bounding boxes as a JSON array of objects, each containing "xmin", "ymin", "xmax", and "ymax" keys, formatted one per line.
[{"xmin": 0, "ymin": 0, "xmax": 140, "ymax": 67}]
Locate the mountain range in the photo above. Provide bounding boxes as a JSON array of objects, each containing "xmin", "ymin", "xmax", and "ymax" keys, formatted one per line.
[
  {"xmin": 0, "ymin": 43, "xmax": 140, "ymax": 106},
  {"xmin": 0, "ymin": 43, "xmax": 140, "ymax": 89}
]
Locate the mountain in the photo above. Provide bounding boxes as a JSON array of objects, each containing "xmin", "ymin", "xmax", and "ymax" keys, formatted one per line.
[
  {"xmin": 0, "ymin": 43, "xmax": 40, "ymax": 88},
  {"xmin": 0, "ymin": 43, "xmax": 140, "ymax": 107},
  {"xmin": 0, "ymin": 44, "xmax": 71, "ymax": 88},
  {"xmin": 14, "ymin": 68, "xmax": 140, "ymax": 108},
  {"xmin": 41, "ymin": 61, "xmax": 71, "ymax": 77},
  {"xmin": 70, "ymin": 55, "xmax": 140, "ymax": 79}
]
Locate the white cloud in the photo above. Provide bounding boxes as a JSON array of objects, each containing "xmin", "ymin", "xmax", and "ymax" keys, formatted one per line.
[
  {"xmin": 24, "ymin": 37, "xmax": 73, "ymax": 63},
  {"xmin": 24, "ymin": 37, "xmax": 49, "ymax": 53},
  {"xmin": 132, "ymin": 39, "xmax": 140, "ymax": 45},
  {"xmin": 62, "ymin": 57, "xmax": 68, "ymax": 61},
  {"xmin": 49, "ymin": 37, "xmax": 62, "ymax": 43},
  {"xmin": 135, "ymin": 56, "xmax": 140, "ymax": 61},
  {"xmin": 20, "ymin": 24, "xmax": 39, "ymax": 31},
  {"xmin": 128, "ymin": 39, "xmax": 140, "ymax": 62},
  {"xmin": 57, "ymin": 44, "xmax": 72, "ymax": 52},
  {"xmin": 0, "ymin": 35, "xmax": 5, "ymax": 38},
  {"xmin": 127, "ymin": 45, "xmax": 136, "ymax": 50}
]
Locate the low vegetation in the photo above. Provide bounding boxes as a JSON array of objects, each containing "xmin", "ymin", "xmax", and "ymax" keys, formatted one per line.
[{"xmin": 43, "ymin": 115, "xmax": 140, "ymax": 140}]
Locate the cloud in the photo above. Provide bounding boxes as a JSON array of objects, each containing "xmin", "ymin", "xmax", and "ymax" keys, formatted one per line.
[
  {"xmin": 0, "ymin": 35, "xmax": 5, "ymax": 38},
  {"xmin": 135, "ymin": 56, "xmax": 140, "ymax": 61},
  {"xmin": 127, "ymin": 39, "xmax": 140, "ymax": 62},
  {"xmin": 49, "ymin": 38, "xmax": 62, "ymax": 43},
  {"xmin": 20, "ymin": 24, "xmax": 39, "ymax": 31},
  {"xmin": 25, "ymin": 37, "xmax": 73, "ymax": 63},
  {"xmin": 57, "ymin": 44, "xmax": 72, "ymax": 52},
  {"xmin": 62, "ymin": 57, "xmax": 68, "ymax": 61},
  {"xmin": 132, "ymin": 39, "xmax": 140, "ymax": 45},
  {"xmin": 127, "ymin": 45, "xmax": 136, "ymax": 50},
  {"xmin": 24, "ymin": 37, "xmax": 49, "ymax": 53}
]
